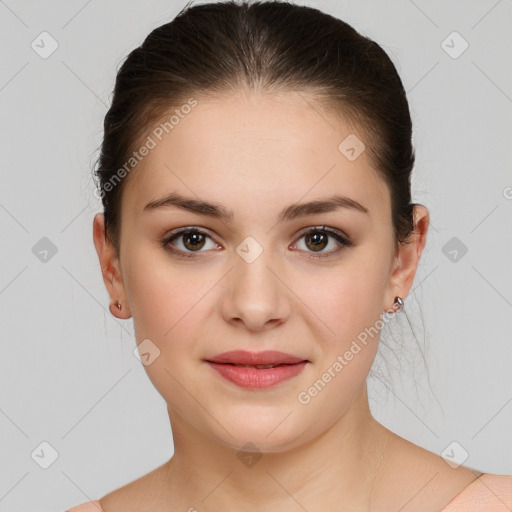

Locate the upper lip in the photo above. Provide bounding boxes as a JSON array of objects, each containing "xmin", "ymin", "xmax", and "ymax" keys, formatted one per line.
[{"xmin": 205, "ymin": 350, "xmax": 308, "ymax": 365}]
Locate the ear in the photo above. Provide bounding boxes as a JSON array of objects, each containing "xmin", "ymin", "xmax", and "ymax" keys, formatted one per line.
[
  {"xmin": 384, "ymin": 205, "xmax": 429, "ymax": 312},
  {"xmin": 92, "ymin": 213, "xmax": 132, "ymax": 319}
]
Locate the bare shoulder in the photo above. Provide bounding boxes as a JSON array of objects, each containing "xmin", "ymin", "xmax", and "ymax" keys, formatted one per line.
[
  {"xmin": 99, "ymin": 461, "xmax": 172, "ymax": 511},
  {"xmin": 373, "ymin": 430, "xmax": 484, "ymax": 512}
]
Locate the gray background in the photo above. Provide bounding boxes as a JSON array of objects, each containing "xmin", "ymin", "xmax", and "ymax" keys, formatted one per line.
[{"xmin": 1, "ymin": 0, "xmax": 511, "ymax": 510}]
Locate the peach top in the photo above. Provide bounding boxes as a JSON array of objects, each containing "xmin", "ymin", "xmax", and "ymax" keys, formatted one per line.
[{"xmin": 66, "ymin": 473, "xmax": 512, "ymax": 511}]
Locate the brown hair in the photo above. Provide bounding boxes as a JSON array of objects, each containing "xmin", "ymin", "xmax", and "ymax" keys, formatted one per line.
[{"xmin": 94, "ymin": 0, "xmax": 419, "ymax": 257}]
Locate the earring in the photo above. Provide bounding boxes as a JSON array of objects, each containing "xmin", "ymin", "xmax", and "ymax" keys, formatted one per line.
[
  {"xmin": 392, "ymin": 296, "xmax": 404, "ymax": 313},
  {"xmin": 115, "ymin": 300, "xmax": 122, "ymax": 310}
]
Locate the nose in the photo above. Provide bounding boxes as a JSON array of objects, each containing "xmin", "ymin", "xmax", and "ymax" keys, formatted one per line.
[{"xmin": 220, "ymin": 247, "xmax": 291, "ymax": 332}]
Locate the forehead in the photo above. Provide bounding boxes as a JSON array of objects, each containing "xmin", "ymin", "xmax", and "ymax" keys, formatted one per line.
[{"xmin": 121, "ymin": 90, "xmax": 390, "ymax": 224}]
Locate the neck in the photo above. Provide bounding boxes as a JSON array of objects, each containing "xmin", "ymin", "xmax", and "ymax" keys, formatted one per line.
[{"xmin": 161, "ymin": 384, "xmax": 392, "ymax": 511}]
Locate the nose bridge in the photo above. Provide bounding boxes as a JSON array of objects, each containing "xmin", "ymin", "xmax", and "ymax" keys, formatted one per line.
[{"xmin": 222, "ymin": 235, "xmax": 290, "ymax": 330}]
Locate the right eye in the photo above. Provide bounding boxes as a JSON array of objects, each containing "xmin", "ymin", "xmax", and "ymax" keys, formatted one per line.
[{"xmin": 161, "ymin": 227, "xmax": 221, "ymax": 258}]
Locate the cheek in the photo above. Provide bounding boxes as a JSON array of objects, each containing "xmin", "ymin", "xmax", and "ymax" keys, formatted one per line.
[
  {"xmin": 123, "ymin": 252, "xmax": 223, "ymax": 408},
  {"xmin": 291, "ymin": 259, "xmax": 387, "ymax": 415},
  {"xmin": 122, "ymin": 253, "xmax": 208, "ymax": 412},
  {"xmin": 297, "ymin": 252, "xmax": 389, "ymax": 340},
  {"xmin": 123, "ymin": 246, "xmax": 205, "ymax": 337}
]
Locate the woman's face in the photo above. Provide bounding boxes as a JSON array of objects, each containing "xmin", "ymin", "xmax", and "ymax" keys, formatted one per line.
[{"xmin": 97, "ymin": 90, "xmax": 413, "ymax": 453}]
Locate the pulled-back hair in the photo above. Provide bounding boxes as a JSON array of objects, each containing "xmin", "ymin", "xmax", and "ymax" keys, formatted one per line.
[{"xmin": 94, "ymin": 0, "xmax": 418, "ymax": 256}]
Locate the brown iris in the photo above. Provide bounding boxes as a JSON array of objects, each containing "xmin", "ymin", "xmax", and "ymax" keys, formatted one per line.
[
  {"xmin": 182, "ymin": 231, "xmax": 206, "ymax": 251},
  {"xmin": 304, "ymin": 230, "xmax": 329, "ymax": 252}
]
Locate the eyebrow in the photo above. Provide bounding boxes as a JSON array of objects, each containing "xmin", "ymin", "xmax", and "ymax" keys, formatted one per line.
[{"xmin": 143, "ymin": 192, "xmax": 369, "ymax": 222}]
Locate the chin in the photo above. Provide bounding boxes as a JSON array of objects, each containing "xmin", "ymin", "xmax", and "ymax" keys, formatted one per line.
[{"xmin": 206, "ymin": 408, "xmax": 316, "ymax": 454}]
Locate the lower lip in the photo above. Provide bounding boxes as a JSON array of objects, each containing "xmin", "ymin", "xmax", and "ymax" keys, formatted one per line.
[{"xmin": 206, "ymin": 361, "xmax": 308, "ymax": 389}]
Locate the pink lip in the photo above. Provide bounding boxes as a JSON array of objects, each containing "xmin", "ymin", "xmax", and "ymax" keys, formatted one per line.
[{"xmin": 204, "ymin": 350, "xmax": 309, "ymax": 389}]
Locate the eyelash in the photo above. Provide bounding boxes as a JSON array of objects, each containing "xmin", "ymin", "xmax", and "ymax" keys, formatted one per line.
[{"xmin": 161, "ymin": 226, "xmax": 353, "ymax": 260}]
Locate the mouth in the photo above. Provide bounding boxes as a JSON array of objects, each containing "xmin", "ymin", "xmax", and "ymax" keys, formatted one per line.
[{"xmin": 204, "ymin": 350, "xmax": 309, "ymax": 389}]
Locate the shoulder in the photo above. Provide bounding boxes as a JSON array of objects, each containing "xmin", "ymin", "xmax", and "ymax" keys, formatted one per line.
[
  {"xmin": 65, "ymin": 462, "xmax": 170, "ymax": 512},
  {"xmin": 440, "ymin": 473, "xmax": 512, "ymax": 512},
  {"xmin": 66, "ymin": 499, "xmax": 103, "ymax": 512},
  {"xmin": 371, "ymin": 430, "xmax": 497, "ymax": 511},
  {"xmin": 97, "ymin": 460, "xmax": 172, "ymax": 511}
]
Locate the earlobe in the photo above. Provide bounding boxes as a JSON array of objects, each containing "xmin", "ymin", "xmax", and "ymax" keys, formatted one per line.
[{"xmin": 108, "ymin": 299, "xmax": 130, "ymax": 319}]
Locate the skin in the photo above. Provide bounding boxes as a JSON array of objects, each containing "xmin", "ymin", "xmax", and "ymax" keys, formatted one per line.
[{"xmin": 93, "ymin": 90, "xmax": 481, "ymax": 511}]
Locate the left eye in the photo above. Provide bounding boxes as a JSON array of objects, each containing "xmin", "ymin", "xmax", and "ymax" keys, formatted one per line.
[
  {"xmin": 291, "ymin": 226, "xmax": 352, "ymax": 259},
  {"xmin": 161, "ymin": 226, "xmax": 352, "ymax": 259}
]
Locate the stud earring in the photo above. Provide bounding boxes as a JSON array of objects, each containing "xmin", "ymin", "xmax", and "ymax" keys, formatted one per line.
[
  {"xmin": 115, "ymin": 300, "xmax": 122, "ymax": 310},
  {"xmin": 392, "ymin": 296, "xmax": 404, "ymax": 312}
]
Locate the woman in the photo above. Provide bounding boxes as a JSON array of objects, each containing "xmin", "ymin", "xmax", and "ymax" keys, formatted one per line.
[{"xmin": 69, "ymin": 0, "xmax": 512, "ymax": 510}]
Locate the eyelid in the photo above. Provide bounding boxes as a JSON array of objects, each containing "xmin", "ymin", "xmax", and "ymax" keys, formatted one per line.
[
  {"xmin": 163, "ymin": 225, "xmax": 351, "ymax": 243},
  {"xmin": 161, "ymin": 226, "xmax": 220, "ymax": 254},
  {"xmin": 290, "ymin": 225, "xmax": 353, "ymax": 259},
  {"xmin": 161, "ymin": 225, "xmax": 353, "ymax": 259},
  {"xmin": 295, "ymin": 225, "xmax": 351, "ymax": 242}
]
